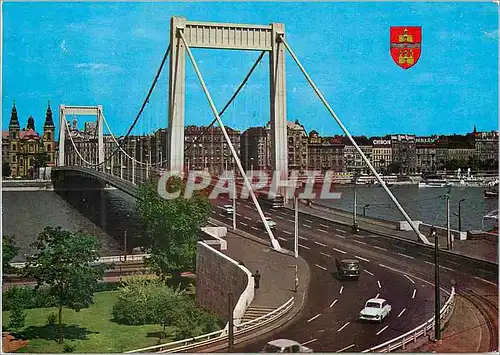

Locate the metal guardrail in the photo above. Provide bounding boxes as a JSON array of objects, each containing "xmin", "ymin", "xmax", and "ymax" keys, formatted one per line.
[
  {"xmin": 126, "ymin": 297, "xmax": 295, "ymax": 353},
  {"xmin": 362, "ymin": 287, "xmax": 456, "ymax": 353}
]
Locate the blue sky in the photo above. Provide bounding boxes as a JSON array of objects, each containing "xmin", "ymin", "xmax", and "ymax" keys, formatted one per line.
[{"xmin": 2, "ymin": 2, "xmax": 498, "ymax": 139}]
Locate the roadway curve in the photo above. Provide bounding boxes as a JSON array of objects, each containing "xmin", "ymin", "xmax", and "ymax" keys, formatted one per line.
[{"xmin": 211, "ymin": 196, "xmax": 498, "ymax": 352}]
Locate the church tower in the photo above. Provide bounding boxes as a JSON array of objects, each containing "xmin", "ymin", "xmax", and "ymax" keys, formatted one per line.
[
  {"xmin": 9, "ymin": 101, "xmax": 20, "ymax": 139},
  {"xmin": 43, "ymin": 101, "xmax": 56, "ymax": 164},
  {"xmin": 8, "ymin": 102, "xmax": 20, "ymax": 176}
]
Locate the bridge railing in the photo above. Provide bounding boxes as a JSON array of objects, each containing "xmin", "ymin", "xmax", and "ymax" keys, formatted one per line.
[
  {"xmin": 362, "ymin": 286, "xmax": 456, "ymax": 353},
  {"xmin": 125, "ymin": 297, "xmax": 295, "ymax": 353}
]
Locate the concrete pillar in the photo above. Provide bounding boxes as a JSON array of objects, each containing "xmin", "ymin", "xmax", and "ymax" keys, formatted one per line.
[
  {"xmin": 269, "ymin": 23, "xmax": 288, "ymax": 193},
  {"xmin": 58, "ymin": 105, "xmax": 66, "ymax": 166},
  {"xmin": 97, "ymin": 106, "xmax": 104, "ymax": 171},
  {"xmin": 167, "ymin": 16, "xmax": 187, "ymax": 173}
]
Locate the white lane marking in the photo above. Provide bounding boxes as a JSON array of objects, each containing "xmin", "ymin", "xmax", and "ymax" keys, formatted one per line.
[
  {"xmin": 278, "ymin": 237, "xmax": 287, "ymax": 241},
  {"xmin": 354, "ymin": 240, "xmax": 367, "ymax": 245},
  {"xmin": 397, "ymin": 308, "xmax": 406, "ymax": 318},
  {"xmin": 301, "ymin": 339, "xmax": 317, "ymax": 346},
  {"xmin": 303, "ymin": 224, "xmax": 312, "ymax": 228},
  {"xmin": 276, "ymin": 215, "xmax": 284, "ymax": 219},
  {"xmin": 377, "ymin": 281, "xmax": 381, "ymax": 289},
  {"xmin": 376, "ymin": 325, "xmax": 389, "ymax": 335},
  {"xmin": 378, "ymin": 264, "xmax": 438, "ymax": 289},
  {"xmin": 339, "ymin": 286, "xmax": 344, "ymax": 294},
  {"xmin": 211, "ymin": 210, "xmax": 216, "ymax": 213},
  {"xmin": 336, "ymin": 229, "xmax": 347, "ymax": 233},
  {"xmin": 441, "ymin": 265, "xmax": 456, "ymax": 272},
  {"xmin": 424, "ymin": 260, "xmax": 434, "ymax": 266},
  {"xmin": 299, "ymin": 236, "xmax": 308, "ymax": 241},
  {"xmin": 315, "ymin": 264, "xmax": 327, "ymax": 271},
  {"xmin": 337, "ymin": 321, "xmax": 350, "ymax": 332},
  {"xmin": 329, "ymin": 299, "xmax": 338, "ymax": 308},
  {"xmin": 318, "ymin": 228, "xmax": 328, "ymax": 233},
  {"xmin": 364, "ymin": 269, "xmax": 374, "ymax": 276},
  {"xmin": 404, "ymin": 274, "xmax": 415, "ymax": 284},
  {"xmin": 307, "ymin": 313, "xmax": 322, "ymax": 323},
  {"xmin": 336, "ymin": 234, "xmax": 347, "ymax": 239},
  {"xmin": 305, "ymin": 219, "xmax": 313, "ymax": 223},
  {"xmin": 251, "ymin": 226, "xmax": 258, "ymax": 230},
  {"xmin": 283, "ymin": 230, "xmax": 292, "ymax": 235},
  {"xmin": 397, "ymin": 252, "xmax": 414, "ymax": 259},
  {"xmin": 240, "ymin": 222, "xmax": 248, "ymax": 226},
  {"xmin": 314, "ymin": 241, "xmax": 327, "ymax": 247},
  {"xmin": 333, "ymin": 248, "xmax": 346, "ymax": 254},
  {"xmin": 236, "ymin": 213, "xmax": 242, "ymax": 217},
  {"xmin": 321, "ymin": 252, "xmax": 332, "ymax": 258},
  {"xmin": 375, "ymin": 293, "xmax": 379, "ymax": 298},
  {"xmin": 236, "ymin": 202, "xmax": 242, "ymax": 205},
  {"xmin": 412, "ymin": 289, "xmax": 416, "ymax": 299},
  {"xmin": 336, "ymin": 344, "xmax": 355, "ymax": 353},
  {"xmin": 244, "ymin": 216, "xmax": 252, "ymax": 220},
  {"xmin": 373, "ymin": 245, "xmax": 388, "ymax": 251},
  {"xmin": 393, "ymin": 245, "xmax": 405, "ymax": 250},
  {"xmin": 287, "ymin": 219, "xmax": 294, "ymax": 223},
  {"xmin": 299, "ymin": 244, "xmax": 310, "ymax": 250},
  {"xmin": 320, "ymin": 224, "xmax": 330, "ymax": 228},
  {"xmin": 446, "ymin": 260, "xmax": 460, "ymax": 266},
  {"xmin": 355, "ymin": 255, "xmax": 370, "ymax": 262},
  {"xmin": 473, "ymin": 276, "xmax": 498, "ymax": 286}
]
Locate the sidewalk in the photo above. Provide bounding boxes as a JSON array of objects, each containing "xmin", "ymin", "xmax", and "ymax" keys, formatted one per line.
[
  {"xmin": 221, "ymin": 229, "xmax": 309, "ymax": 310},
  {"xmin": 292, "ymin": 201, "xmax": 497, "ymax": 263}
]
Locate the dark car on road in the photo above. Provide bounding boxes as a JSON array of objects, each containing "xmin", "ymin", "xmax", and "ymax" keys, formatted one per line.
[{"xmin": 335, "ymin": 258, "xmax": 360, "ymax": 279}]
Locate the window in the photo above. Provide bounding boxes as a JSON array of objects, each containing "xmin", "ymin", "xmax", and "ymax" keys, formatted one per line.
[
  {"xmin": 290, "ymin": 345, "xmax": 300, "ymax": 353},
  {"xmin": 12, "ymin": 143, "xmax": 16, "ymax": 151}
]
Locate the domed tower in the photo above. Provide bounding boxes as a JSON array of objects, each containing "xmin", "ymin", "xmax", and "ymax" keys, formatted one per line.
[
  {"xmin": 27, "ymin": 115, "xmax": 35, "ymax": 131},
  {"xmin": 43, "ymin": 101, "xmax": 56, "ymax": 164},
  {"xmin": 8, "ymin": 101, "xmax": 20, "ymax": 176}
]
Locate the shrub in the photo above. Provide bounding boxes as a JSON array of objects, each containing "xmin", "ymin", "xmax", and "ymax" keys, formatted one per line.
[
  {"xmin": 63, "ymin": 343, "xmax": 75, "ymax": 353},
  {"xmin": 46, "ymin": 313, "xmax": 57, "ymax": 326},
  {"xmin": 8, "ymin": 291, "xmax": 26, "ymax": 332},
  {"xmin": 3, "ymin": 286, "xmax": 57, "ymax": 310}
]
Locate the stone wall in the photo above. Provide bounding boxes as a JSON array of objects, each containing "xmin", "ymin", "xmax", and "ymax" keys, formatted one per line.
[{"xmin": 196, "ymin": 241, "xmax": 249, "ymax": 322}]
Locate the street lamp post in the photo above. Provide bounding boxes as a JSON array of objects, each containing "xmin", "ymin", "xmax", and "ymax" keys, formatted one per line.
[
  {"xmin": 352, "ymin": 188, "xmax": 358, "ymax": 232},
  {"xmin": 363, "ymin": 204, "xmax": 370, "ymax": 217},
  {"xmin": 432, "ymin": 226, "xmax": 441, "ymax": 341},
  {"xmin": 454, "ymin": 199, "xmax": 466, "ymax": 232},
  {"xmin": 294, "ymin": 195, "xmax": 299, "ymax": 259}
]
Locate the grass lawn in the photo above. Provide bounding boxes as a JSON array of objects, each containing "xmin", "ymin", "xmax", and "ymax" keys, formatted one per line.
[{"xmin": 2, "ymin": 291, "xmax": 175, "ymax": 353}]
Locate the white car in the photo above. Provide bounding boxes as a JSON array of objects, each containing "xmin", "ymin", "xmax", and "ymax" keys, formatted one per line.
[
  {"xmin": 261, "ymin": 339, "xmax": 313, "ymax": 353},
  {"xmin": 358, "ymin": 298, "xmax": 391, "ymax": 322},
  {"xmin": 259, "ymin": 216, "xmax": 277, "ymax": 229},
  {"xmin": 222, "ymin": 205, "xmax": 234, "ymax": 214}
]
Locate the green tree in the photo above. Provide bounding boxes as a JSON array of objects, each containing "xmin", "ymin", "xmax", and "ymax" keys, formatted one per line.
[
  {"xmin": 8, "ymin": 290, "xmax": 26, "ymax": 332},
  {"xmin": 3, "ymin": 160, "xmax": 11, "ymax": 177},
  {"xmin": 387, "ymin": 162, "xmax": 401, "ymax": 174},
  {"xmin": 24, "ymin": 226, "xmax": 105, "ymax": 343},
  {"xmin": 33, "ymin": 152, "xmax": 50, "ymax": 169},
  {"xmin": 3, "ymin": 235, "xmax": 19, "ymax": 279},
  {"xmin": 136, "ymin": 176, "xmax": 212, "ymax": 279}
]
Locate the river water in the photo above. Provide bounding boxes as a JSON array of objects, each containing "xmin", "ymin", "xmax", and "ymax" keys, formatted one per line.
[
  {"xmin": 316, "ymin": 185, "xmax": 498, "ymax": 232},
  {"xmin": 2, "ymin": 185, "xmax": 497, "ymax": 261}
]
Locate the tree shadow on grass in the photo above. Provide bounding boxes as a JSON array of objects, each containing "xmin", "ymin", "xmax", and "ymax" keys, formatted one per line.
[{"xmin": 21, "ymin": 324, "xmax": 99, "ymax": 342}]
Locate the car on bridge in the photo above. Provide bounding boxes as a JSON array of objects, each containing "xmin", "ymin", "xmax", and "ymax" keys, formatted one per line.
[
  {"xmin": 258, "ymin": 216, "xmax": 277, "ymax": 229},
  {"xmin": 358, "ymin": 298, "xmax": 391, "ymax": 322},
  {"xmin": 222, "ymin": 205, "xmax": 234, "ymax": 214},
  {"xmin": 261, "ymin": 339, "xmax": 313, "ymax": 353},
  {"xmin": 335, "ymin": 258, "xmax": 360, "ymax": 279}
]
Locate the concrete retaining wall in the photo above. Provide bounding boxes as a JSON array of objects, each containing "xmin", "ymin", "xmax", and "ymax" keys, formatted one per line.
[
  {"xmin": 195, "ymin": 241, "xmax": 254, "ymax": 324},
  {"xmin": 420, "ymin": 223, "xmax": 467, "ymax": 241}
]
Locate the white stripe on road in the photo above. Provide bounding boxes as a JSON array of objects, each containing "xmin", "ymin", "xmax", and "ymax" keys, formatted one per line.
[
  {"xmin": 329, "ymin": 299, "xmax": 338, "ymax": 308},
  {"xmin": 301, "ymin": 339, "xmax": 317, "ymax": 346},
  {"xmin": 333, "ymin": 248, "xmax": 346, "ymax": 254},
  {"xmin": 404, "ymin": 274, "xmax": 415, "ymax": 284},
  {"xmin": 314, "ymin": 241, "xmax": 327, "ymax": 247},
  {"xmin": 336, "ymin": 344, "xmax": 355, "ymax": 353},
  {"xmin": 397, "ymin": 252, "xmax": 414, "ymax": 259},
  {"xmin": 287, "ymin": 219, "xmax": 294, "ymax": 223},
  {"xmin": 424, "ymin": 260, "xmax": 434, "ymax": 266},
  {"xmin": 364, "ymin": 269, "xmax": 374, "ymax": 276},
  {"xmin": 236, "ymin": 213, "xmax": 242, "ymax": 217},
  {"xmin": 376, "ymin": 326, "xmax": 388, "ymax": 335},
  {"xmin": 441, "ymin": 265, "xmax": 456, "ymax": 272},
  {"xmin": 377, "ymin": 281, "xmax": 381, "ymax": 288},
  {"xmin": 251, "ymin": 226, "xmax": 258, "ymax": 230},
  {"xmin": 307, "ymin": 314, "xmax": 322, "ymax": 323},
  {"xmin": 321, "ymin": 252, "xmax": 332, "ymax": 258},
  {"xmin": 473, "ymin": 276, "xmax": 497, "ymax": 286},
  {"xmin": 373, "ymin": 245, "xmax": 387, "ymax": 251},
  {"xmin": 240, "ymin": 222, "xmax": 248, "ymax": 226},
  {"xmin": 336, "ymin": 229, "xmax": 346, "ymax": 233},
  {"xmin": 299, "ymin": 244, "xmax": 310, "ymax": 250},
  {"xmin": 299, "ymin": 236, "xmax": 308, "ymax": 241},
  {"xmin": 278, "ymin": 237, "xmax": 287, "ymax": 242},
  {"xmin": 353, "ymin": 240, "xmax": 367, "ymax": 245},
  {"xmin": 303, "ymin": 224, "xmax": 312, "ymax": 228},
  {"xmin": 276, "ymin": 215, "xmax": 284, "ymax": 219},
  {"xmin": 397, "ymin": 308, "xmax": 406, "ymax": 318},
  {"xmin": 375, "ymin": 293, "xmax": 379, "ymax": 298},
  {"xmin": 283, "ymin": 230, "xmax": 292, "ymax": 235},
  {"xmin": 320, "ymin": 224, "xmax": 330, "ymax": 228},
  {"xmin": 339, "ymin": 286, "xmax": 344, "ymax": 294},
  {"xmin": 379, "ymin": 264, "xmax": 437, "ymax": 288},
  {"xmin": 305, "ymin": 219, "xmax": 313, "ymax": 223},
  {"xmin": 315, "ymin": 264, "xmax": 327, "ymax": 271},
  {"xmin": 244, "ymin": 216, "xmax": 251, "ymax": 220},
  {"xmin": 412, "ymin": 289, "xmax": 416, "ymax": 299},
  {"xmin": 393, "ymin": 245, "xmax": 405, "ymax": 250},
  {"xmin": 318, "ymin": 229, "xmax": 328, "ymax": 233},
  {"xmin": 337, "ymin": 322, "xmax": 350, "ymax": 332},
  {"xmin": 355, "ymin": 255, "xmax": 370, "ymax": 262}
]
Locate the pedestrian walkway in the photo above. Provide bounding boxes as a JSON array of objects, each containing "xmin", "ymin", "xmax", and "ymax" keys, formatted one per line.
[
  {"xmin": 292, "ymin": 201, "xmax": 497, "ymax": 263},
  {"xmin": 222, "ymin": 229, "xmax": 309, "ymax": 310}
]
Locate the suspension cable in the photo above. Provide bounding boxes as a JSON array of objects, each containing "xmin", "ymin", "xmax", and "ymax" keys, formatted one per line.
[
  {"xmin": 184, "ymin": 51, "xmax": 266, "ymax": 153},
  {"xmin": 64, "ymin": 45, "xmax": 171, "ymax": 168}
]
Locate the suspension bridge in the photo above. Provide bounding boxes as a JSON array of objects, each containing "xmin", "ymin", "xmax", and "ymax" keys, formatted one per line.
[{"xmin": 54, "ymin": 16, "xmax": 431, "ymax": 251}]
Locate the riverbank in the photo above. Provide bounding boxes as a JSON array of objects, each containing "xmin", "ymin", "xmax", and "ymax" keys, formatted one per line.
[{"xmin": 2, "ymin": 180, "xmax": 118, "ymax": 192}]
